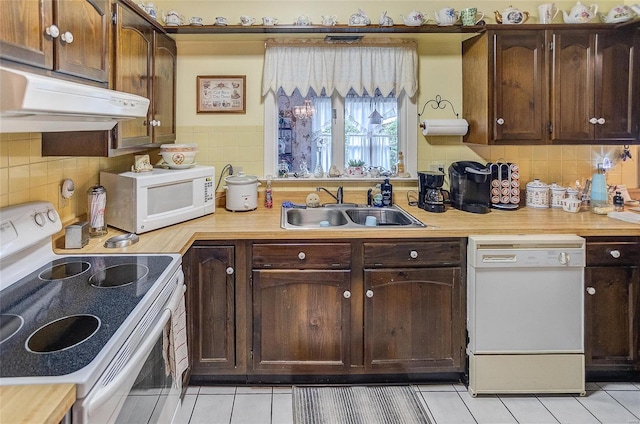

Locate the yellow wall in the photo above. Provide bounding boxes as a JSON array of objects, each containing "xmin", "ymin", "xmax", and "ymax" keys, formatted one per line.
[{"xmin": 1, "ymin": 0, "xmax": 638, "ymax": 218}]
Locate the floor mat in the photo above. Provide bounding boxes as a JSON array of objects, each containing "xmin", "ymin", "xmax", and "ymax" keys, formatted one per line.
[{"xmin": 292, "ymin": 385, "xmax": 431, "ymax": 424}]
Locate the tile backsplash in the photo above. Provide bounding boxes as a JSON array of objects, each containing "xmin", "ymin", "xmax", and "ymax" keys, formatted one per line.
[{"xmin": 1, "ymin": 128, "xmax": 637, "ymax": 222}]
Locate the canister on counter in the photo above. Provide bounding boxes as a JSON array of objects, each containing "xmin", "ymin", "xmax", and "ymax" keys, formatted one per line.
[
  {"xmin": 526, "ymin": 179, "xmax": 550, "ymax": 208},
  {"xmin": 87, "ymin": 184, "xmax": 107, "ymax": 237}
]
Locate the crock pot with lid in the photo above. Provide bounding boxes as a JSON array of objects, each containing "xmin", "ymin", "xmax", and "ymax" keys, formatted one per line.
[{"xmin": 224, "ymin": 173, "xmax": 260, "ymax": 211}]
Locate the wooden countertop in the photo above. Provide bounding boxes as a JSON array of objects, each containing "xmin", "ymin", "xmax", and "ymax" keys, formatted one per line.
[
  {"xmin": 0, "ymin": 384, "xmax": 75, "ymax": 424},
  {"xmin": 8, "ymin": 192, "xmax": 639, "ymax": 420},
  {"xmin": 54, "ymin": 192, "xmax": 640, "ymax": 256}
]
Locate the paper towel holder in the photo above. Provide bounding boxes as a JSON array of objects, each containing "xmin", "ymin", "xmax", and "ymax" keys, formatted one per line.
[{"xmin": 418, "ymin": 95, "xmax": 469, "ymax": 136}]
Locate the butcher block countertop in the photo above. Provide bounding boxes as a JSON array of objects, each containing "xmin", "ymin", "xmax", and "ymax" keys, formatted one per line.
[
  {"xmin": 0, "ymin": 384, "xmax": 75, "ymax": 424},
  {"xmin": 5, "ymin": 193, "xmax": 640, "ymax": 422},
  {"xmin": 54, "ymin": 191, "xmax": 640, "ymax": 255}
]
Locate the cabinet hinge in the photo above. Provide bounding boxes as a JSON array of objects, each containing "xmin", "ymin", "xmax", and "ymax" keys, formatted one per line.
[
  {"xmin": 250, "ymin": 350, "xmax": 253, "ymax": 360},
  {"xmin": 547, "ymin": 122, "xmax": 553, "ymax": 134},
  {"xmin": 549, "ymin": 41, "xmax": 554, "ymax": 51},
  {"xmin": 111, "ymin": 11, "xmax": 117, "ymax": 25}
]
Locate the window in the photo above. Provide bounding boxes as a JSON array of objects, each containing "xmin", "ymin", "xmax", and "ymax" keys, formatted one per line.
[{"xmin": 262, "ymin": 39, "xmax": 418, "ymax": 179}]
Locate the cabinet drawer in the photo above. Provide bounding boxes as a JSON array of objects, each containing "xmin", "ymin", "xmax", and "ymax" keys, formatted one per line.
[
  {"xmin": 586, "ymin": 239, "xmax": 640, "ymax": 266},
  {"xmin": 252, "ymin": 243, "xmax": 350, "ymax": 269},
  {"xmin": 364, "ymin": 241, "xmax": 461, "ymax": 267}
]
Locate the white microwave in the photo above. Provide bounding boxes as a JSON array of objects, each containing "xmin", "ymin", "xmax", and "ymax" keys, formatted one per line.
[{"xmin": 100, "ymin": 165, "xmax": 215, "ymax": 234}]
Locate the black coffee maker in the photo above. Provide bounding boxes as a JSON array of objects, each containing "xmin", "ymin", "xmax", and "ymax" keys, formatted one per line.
[
  {"xmin": 448, "ymin": 161, "xmax": 491, "ymax": 214},
  {"xmin": 418, "ymin": 171, "xmax": 449, "ymax": 213}
]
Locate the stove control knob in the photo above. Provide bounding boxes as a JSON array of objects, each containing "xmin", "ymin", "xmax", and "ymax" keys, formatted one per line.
[
  {"xmin": 46, "ymin": 208, "xmax": 58, "ymax": 223},
  {"xmin": 34, "ymin": 212, "xmax": 46, "ymax": 227}
]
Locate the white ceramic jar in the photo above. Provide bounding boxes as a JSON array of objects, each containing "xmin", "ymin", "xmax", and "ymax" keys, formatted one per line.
[
  {"xmin": 526, "ymin": 179, "xmax": 550, "ymax": 208},
  {"xmin": 549, "ymin": 183, "xmax": 567, "ymax": 208}
]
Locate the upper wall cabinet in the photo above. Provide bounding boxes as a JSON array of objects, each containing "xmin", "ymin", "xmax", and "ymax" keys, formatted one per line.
[
  {"xmin": 42, "ymin": 1, "xmax": 176, "ymax": 156},
  {"xmin": 0, "ymin": 0, "xmax": 110, "ymax": 84},
  {"xmin": 551, "ymin": 31, "xmax": 639, "ymax": 144},
  {"xmin": 462, "ymin": 26, "xmax": 640, "ymax": 145}
]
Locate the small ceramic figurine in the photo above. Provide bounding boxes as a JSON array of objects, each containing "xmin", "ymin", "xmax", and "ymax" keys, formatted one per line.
[
  {"xmin": 328, "ymin": 165, "xmax": 342, "ymax": 177},
  {"xmin": 349, "ymin": 9, "xmax": 371, "ymax": 26},
  {"xmin": 379, "ymin": 11, "xmax": 393, "ymax": 27}
]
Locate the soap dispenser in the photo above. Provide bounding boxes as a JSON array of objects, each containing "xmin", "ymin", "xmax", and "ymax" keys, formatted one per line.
[{"xmin": 381, "ymin": 179, "xmax": 393, "ymax": 206}]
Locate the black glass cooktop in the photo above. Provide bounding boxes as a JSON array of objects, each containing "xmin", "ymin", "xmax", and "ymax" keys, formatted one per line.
[{"xmin": 0, "ymin": 255, "xmax": 174, "ymax": 378}]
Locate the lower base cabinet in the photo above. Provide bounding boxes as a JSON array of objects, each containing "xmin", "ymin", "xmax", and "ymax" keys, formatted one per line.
[{"xmin": 585, "ymin": 237, "xmax": 640, "ymax": 373}]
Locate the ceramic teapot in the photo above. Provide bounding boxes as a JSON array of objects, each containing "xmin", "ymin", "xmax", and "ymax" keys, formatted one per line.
[
  {"xmin": 401, "ymin": 10, "xmax": 428, "ymax": 26},
  {"xmin": 162, "ymin": 9, "xmax": 184, "ymax": 26},
  {"xmin": 599, "ymin": 4, "xmax": 632, "ymax": 23},
  {"xmin": 321, "ymin": 15, "xmax": 337, "ymax": 26},
  {"xmin": 562, "ymin": 2, "xmax": 598, "ymax": 23},
  {"xmin": 494, "ymin": 6, "xmax": 530, "ymax": 24},
  {"xmin": 349, "ymin": 9, "xmax": 371, "ymax": 26},
  {"xmin": 433, "ymin": 8, "xmax": 458, "ymax": 26}
]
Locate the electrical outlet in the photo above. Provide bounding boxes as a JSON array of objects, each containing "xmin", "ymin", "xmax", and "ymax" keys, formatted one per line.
[{"xmin": 428, "ymin": 162, "xmax": 446, "ymax": 173}]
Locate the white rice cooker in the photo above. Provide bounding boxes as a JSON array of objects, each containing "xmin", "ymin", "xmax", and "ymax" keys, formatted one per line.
[{"xmin": 224, "ymin": 173, "xmax": 260, "ymax": 211}]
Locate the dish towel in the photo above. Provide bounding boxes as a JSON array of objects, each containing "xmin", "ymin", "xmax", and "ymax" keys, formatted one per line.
[
  {"xmin": 607, "ymin": 211, "xmax": 640, "ymax": 224},
  {"xmin": 163, "ymin": 283, "xmax": 188, "ymax": 389}
]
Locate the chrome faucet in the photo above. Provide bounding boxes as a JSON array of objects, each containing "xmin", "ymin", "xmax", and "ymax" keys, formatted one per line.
[{"xmin": 316, "ymin": 186, "xmax": 343, "ymax": 204}]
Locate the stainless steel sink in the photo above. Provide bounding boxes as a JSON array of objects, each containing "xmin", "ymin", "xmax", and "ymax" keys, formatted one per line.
[
  {"xmin": 285, "ymin": 208, "xmax": 349, "ymax": 227},
  {"xmin": 281, "ymin": 204, "xmax": 426, "ymax": 229}
]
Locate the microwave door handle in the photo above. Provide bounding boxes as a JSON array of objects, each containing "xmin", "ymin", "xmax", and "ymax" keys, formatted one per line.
[{"xmin": 84, "ymin": 309, "xmax": 171, "ymax": 413}]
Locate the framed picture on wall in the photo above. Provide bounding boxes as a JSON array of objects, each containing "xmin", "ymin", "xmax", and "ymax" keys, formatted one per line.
[{"xmin": 196, "ymin": 75, "xmax": 246, "ymax": 114}]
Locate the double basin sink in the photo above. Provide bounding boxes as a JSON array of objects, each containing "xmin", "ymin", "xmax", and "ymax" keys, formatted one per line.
[{"xmin": 281, "ymin": 204, "xmax": 427, "ymax": 229}]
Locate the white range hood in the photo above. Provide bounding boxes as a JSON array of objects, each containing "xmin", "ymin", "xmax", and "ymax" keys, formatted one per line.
[{"xmin": 0, "ymin": 66, "xmax": 150, "ymax": 133}]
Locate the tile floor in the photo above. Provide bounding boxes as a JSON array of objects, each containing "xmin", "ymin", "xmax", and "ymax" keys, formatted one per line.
[{"xmin": 173, "ymin": 382, "xmax": 640, "ymax": 424}]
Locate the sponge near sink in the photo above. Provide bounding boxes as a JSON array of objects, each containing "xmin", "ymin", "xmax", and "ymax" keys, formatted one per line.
[{"xmin": 306, "ymin": 193, "xmax": 321, "ymax": 208}]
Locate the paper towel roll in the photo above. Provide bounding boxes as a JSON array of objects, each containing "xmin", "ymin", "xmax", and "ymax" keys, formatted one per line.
[{"xmin": 421, "ymin": 119, "xmax": 469, "ymax": 136}]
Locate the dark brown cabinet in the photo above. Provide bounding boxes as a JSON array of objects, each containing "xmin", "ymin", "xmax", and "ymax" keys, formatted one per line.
[
  {"xmin": 584, "ymin": 237, "xmax": 640, "ymax": 372},
  {"xmin": 463, "ymin": 27, "xmax": 640, "ymax": 145},
  {"xmin": 42, "ymin": 1, "xmax": 176, "ymax": 156},
  {"xmin": 552, "ymin": 31, "xmax": 639, "ymax": 144},
  {"xmin": 186, "ymin": 244, "xmax": 240, "ymax": 376},
  {"xmin": 0, "ymin": 0, "xmax": 109, "ymax": 83},
  {"xmin": 363, "ymin": 241, "xmax": 466, "ymax": 373},
  {"xmin": 463, "ymin": 30, "xmax": 548, "ymax": 145},
  {"xmin": 251, "ymin": 243, "xmax": 352, "ymax": 374}
]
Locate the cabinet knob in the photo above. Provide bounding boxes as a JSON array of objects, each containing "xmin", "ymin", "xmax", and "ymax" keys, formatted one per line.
[
  {"xmin": 608, "ymin": 249, "xmax": 621, "ymax": 259},
  {"xmin": 60, "ymin": 31, "xmax": 74, "ymax": 44},
  {"xmin": 496, "ymin": 118, "xmax": 505, "ymax": 125},
  {"xmin": 589, "ymin": 117, "xmax": 598, "ymax": 124},
  {"xmin": 366, "ymin": 290, "xmax": 374, "ymax": 298},
  {"xmin": 226, "ymin": 267, "xmax": 234, "ymax": 275},
  {"xmin": 586, "ymin": 287, "xmax": 596, "ymax": 295},
  {"xmin": 45, "ymin": 25, "xmax": 60, "ymax": 38},
  {"xmin": 597, "ymin": 118, "xmax": 605, "ymax": 125},
  {"xmin": 343, "ymin": 291, "xmax": 351, "ymax": 299},
  {"xmin": 298, "ymin": 252, "xmax": 306, "ymax": 260},
  {"xmin": 558, "ymin": 251, "xmax": 570, "ymax": 265},
  {"xmin": 410, "ymin": 250, "xmax": 418, "ymax": 259}
]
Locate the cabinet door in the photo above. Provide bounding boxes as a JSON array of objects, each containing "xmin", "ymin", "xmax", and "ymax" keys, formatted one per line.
[
  {"xmin": 551, "ymin": 31, "xmax": 595, "ymax": 142},
  {"xmin": 363, "ymin": 268, "xmax": 464, "ymax": 372},
  {"xmin": 152, "ymin": 31, "xmax": 177, "ymax": 144},
  {"xmin": 55, "ymin": 0, "xmax": 109, "ymax": 82},
  {"xmin": 188, "ymin": 246, "xmax": 236, "ymax": 374},
  {"xmin": 585, "ymin": 266, "xmax": 639, "ymax": 371},
  {"xmin": 252, "ymin": 270, "xmax": 351, "ymax": 373},
  {"xmin": 493, "ymin": 31, "xmax": 547, "ymax": 144},
  {"xmin": 0, "ymin": 0, "xmax": 54, "ymax": 69},
  {"xmin": 113, "ymin": 3, "xmax": 153, "ymax": 147},
  {"xmin": 594, "ymin": 31, "xmax": 639, "ymax": 143}
]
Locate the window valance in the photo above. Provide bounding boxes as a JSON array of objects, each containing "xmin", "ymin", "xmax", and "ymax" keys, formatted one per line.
[{"xmin": 261, "ymin": 39, "xmax": 418, "ymax": 98}]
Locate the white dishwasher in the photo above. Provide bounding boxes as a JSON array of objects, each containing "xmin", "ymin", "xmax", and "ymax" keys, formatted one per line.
[{"xmin": 467, "ymin": 234, "xmax": 586, "ymax": 397}]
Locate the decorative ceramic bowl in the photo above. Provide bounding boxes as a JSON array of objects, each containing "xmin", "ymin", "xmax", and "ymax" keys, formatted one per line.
[{"xmin": 159, "ymin": 145, "xmax": 198, "ymax": 168}]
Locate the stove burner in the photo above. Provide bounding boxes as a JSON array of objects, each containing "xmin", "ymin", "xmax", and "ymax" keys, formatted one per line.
[
  {"xmin": 89, "ymin": 264, "xmax": 149, "ymax": 288},
  {"xmin": 26, "ymin": 314, "xmax": 100, "ymax": 353},
  {"xmin": 39, "ymin": 261, "xmax": 91, "ymax": 281},
  {"xmin": 0, "ymin": 314, "xmax": 24, "ymax": 344}
]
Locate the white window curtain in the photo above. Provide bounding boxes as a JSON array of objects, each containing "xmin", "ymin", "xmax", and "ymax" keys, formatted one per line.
[{"xmin": 262, "ymin": 39, "xmax": 418, "ymax": 98}]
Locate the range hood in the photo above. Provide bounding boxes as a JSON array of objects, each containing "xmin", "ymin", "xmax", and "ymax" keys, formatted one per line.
[{"xmin": 0, "ymin": 66, "xmax": 150, "ymax": 133}]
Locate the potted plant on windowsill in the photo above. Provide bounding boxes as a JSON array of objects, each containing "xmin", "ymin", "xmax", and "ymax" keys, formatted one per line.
[{"xmin": 347, "ymin": 159, "xmax": 366, "ymax": 177}]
